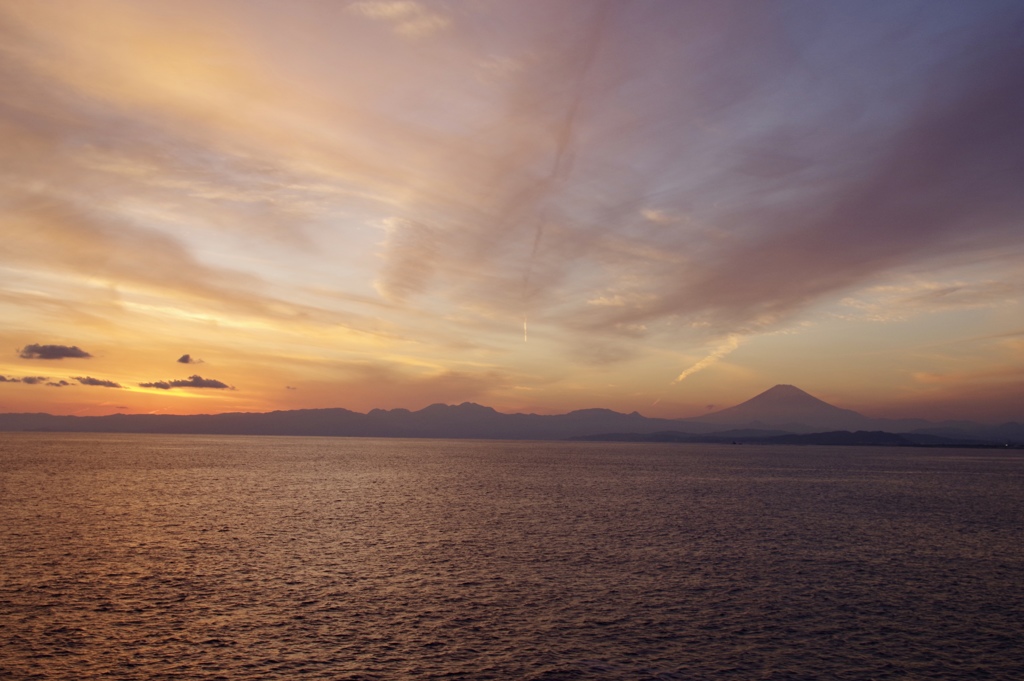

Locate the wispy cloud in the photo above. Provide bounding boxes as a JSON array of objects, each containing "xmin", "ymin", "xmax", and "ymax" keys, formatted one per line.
[
  {"xmin": 348, "ymin": 1, "xmax": 450, "ymax": 37},
  {"xmin": 837, "ymin": 279, "xmax": 1021, "ymax": 322},
  {"xmin": 374, "ymin": 218, "xmax": 439, "ymax": 303},
  {"xmin": 674, "ymin": 335, "xmax": 742, "ymax": 384},
  {"xmin": 1, "ymin": 1, "xmax": 1022, "ymax": 419}
]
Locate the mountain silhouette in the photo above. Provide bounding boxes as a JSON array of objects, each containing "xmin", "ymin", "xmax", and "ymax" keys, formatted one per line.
[
  {"xmin": 0, "ymin": 402, "xmax": 686, "ymax": 440},
  {"xmin": 690, "ymin": 384, "xmax": 871, "ymax": 432},
  {"xmin": 0, "ymin": 386, "xmax": 1020, "ymax": 444}
]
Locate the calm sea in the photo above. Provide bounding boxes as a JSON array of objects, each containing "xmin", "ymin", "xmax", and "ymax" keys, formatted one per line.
[{"xmin": 1, "ymin": 433, "xmax": 1022, "ymax": 680}]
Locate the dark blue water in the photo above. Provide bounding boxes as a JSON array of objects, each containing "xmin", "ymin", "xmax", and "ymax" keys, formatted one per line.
[{"xmin": 2, "ymin": 433, "xmax": 1022, "ymax": 679}]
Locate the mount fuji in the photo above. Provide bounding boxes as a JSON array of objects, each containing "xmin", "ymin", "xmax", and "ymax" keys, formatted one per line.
[{"xmin": 688, "ymin": 384, "xmax": 874, "ymax": 432}]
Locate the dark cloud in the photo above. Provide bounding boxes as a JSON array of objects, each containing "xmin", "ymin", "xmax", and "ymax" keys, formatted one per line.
[
  {"xmin": 20, "ymin": 376, "xmax": 48, "ymax": 385},
  {"xmin": 580, "ymin": 8, "xmax": 1024, "ymax": 337},
  {"xmin": 139, "ymin": 374, "xmax": 233, "ymax": 390},
  {"xmin": 177, "ymin": 354, "xmax": 203, "ymax": 364},
  {"xmin": 285, "ymin": 385, "xmax": 298, "ymax": 390},
  {"xmin": 0, "ymin": 375, "xmax": 20, "ymax": 382},
  {"xmin": 73, "ymin": 376, "xmax": 123, "ymax": 388},
  {"xmin": 46, "ymin": 380, "xmax": 69, "ymax": 387},
  {"xmin": 140, "ymin": 381, "xmax": 171, "ymax": 390},
  {"xmin": 18, "ymin": 343, "xmax": 92, "ymax": 360}
]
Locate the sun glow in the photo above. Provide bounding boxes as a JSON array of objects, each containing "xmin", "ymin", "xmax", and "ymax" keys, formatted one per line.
[{"xmin": 0, "ymin": 1, "xmax": 1022, "ymax": 422}]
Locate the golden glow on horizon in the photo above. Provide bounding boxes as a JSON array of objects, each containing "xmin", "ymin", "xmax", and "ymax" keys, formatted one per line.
[{"xmin": 1, "ymin": 1, "xmax": 1022, "ymax": 422}]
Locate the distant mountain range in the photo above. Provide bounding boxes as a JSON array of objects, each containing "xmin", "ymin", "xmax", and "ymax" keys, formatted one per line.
[{"xmin": 1, "ymin": 385, "xmax": 1021, "ymax": 447}]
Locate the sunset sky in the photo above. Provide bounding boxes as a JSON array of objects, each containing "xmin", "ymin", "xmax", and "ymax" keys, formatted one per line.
[{"xmin": 2, "ymin": 0, "xmax": 1023, "ymax": 422}]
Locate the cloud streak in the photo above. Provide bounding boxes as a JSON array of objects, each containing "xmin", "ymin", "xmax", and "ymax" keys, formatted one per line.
[{"xmin": 674, "ymin": 335, "xmax": 742, "ymax": 384}]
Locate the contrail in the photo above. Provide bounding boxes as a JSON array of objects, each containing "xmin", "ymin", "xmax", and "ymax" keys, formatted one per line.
[
  {"xmin": 673, "ymin": 334, "xmax": 741, "ymax": 383},
  {"xmin": 547, "ymin": 1, "xmax": 609, "ymax": 181},
  {"xmin": 520, "ymin": 1, "xmax": 611, "ymax": 341}
]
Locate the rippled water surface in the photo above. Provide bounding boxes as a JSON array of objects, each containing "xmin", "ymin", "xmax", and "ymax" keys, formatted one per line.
[{"xmin": 2, "ymin": 434, "xmax": 1023, "ymax": 679}]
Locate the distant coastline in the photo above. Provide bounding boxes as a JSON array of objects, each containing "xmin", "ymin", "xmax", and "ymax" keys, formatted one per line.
[{"xmin": 570, "ymin": 430, "xmax": 1023, "ymax": 449}]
